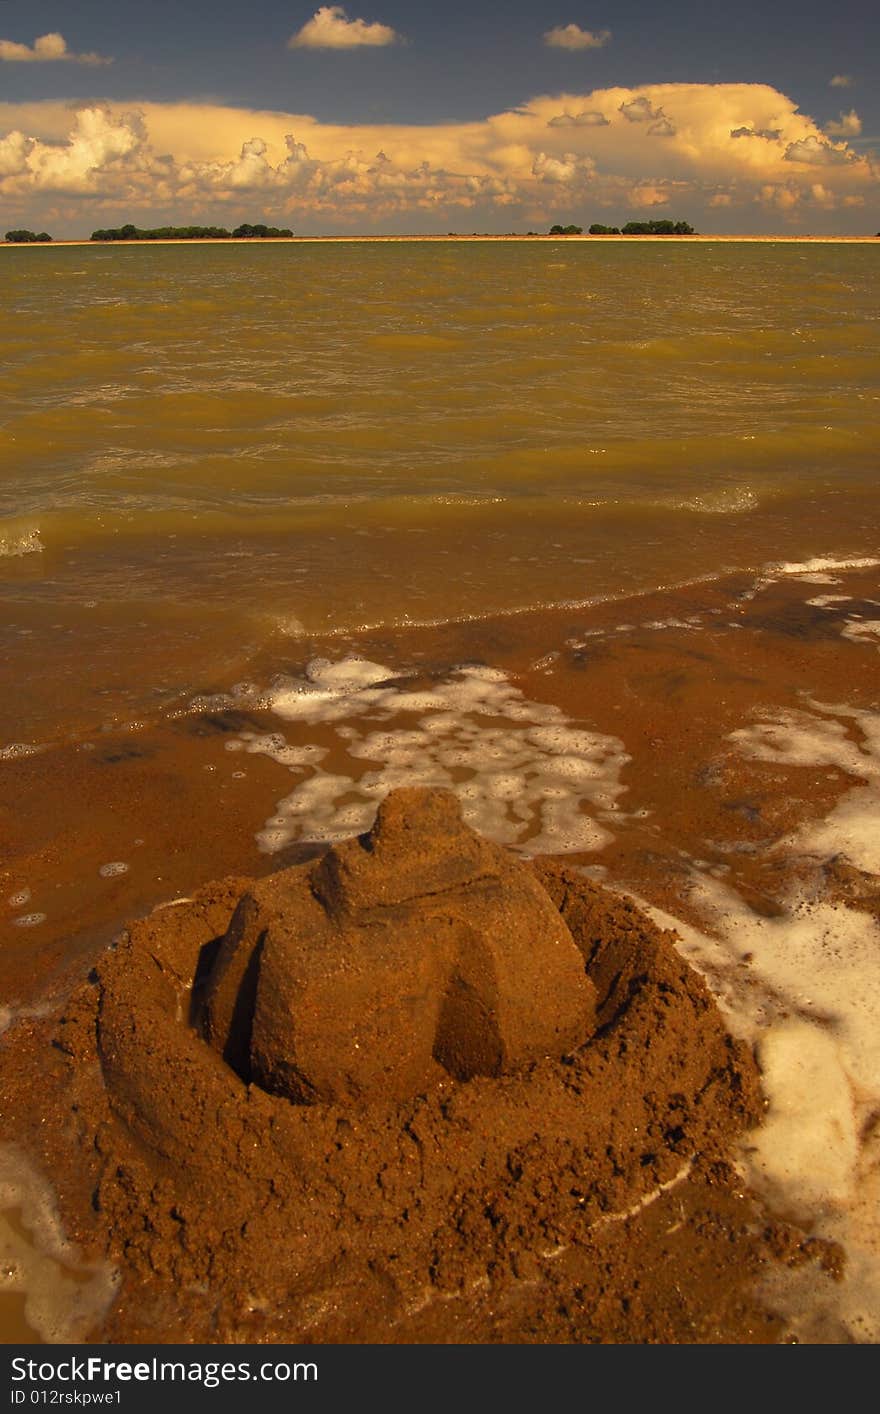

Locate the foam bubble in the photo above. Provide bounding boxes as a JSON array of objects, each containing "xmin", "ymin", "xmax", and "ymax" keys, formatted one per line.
[
  {"xmin": 8, "ymin": 889, "xmax": 31, "ymax": 908},
  {"xmin": 13, "ymin": 913, "xmax": 46, "ymax": 928},
  {"xmin": 0, "ymin": 1146, "xmax": 118, "ymax": 1342},
  {"xmin": 251, "ymin": 657, "xmax": 629, "ymax": 856},
  {"xmin": 0, "ymin": 744, "xmax": 41, "ymax": 761},
  {"xmin": 98, "ymin": 862, "xmax": 128, "ymax": 879}
]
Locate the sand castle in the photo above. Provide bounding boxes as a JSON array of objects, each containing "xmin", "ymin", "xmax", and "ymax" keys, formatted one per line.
[{"xmin": 45, "ymin": 786, "xmax": 792, "ymax": 1341}]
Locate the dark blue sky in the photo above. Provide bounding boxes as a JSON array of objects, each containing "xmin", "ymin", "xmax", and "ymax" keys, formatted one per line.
[{"xmin": 0, "ymin": 1, "xmax": 876, "ymax": 134}]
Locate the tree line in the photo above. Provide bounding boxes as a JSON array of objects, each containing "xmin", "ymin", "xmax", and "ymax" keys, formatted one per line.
[
  {"xmin": 550, "ymin": 220, "xmax": 696, "ymax": 235},
  {"xmin": 5, "ymin": 229, "xmax": 53, "ymax": 243},
  {"xmin": 89, "ymin": 223, "xmax": 293, "ymax": 241}
]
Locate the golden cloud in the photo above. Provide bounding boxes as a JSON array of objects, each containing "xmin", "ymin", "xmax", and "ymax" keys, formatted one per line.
[
  {"xmin": 0, "ymin": 31, "xmax": 110, "ymax": 65},
  {"xmin": 0, "ymin": 83, "xmax": 875, "ymax": 230},
  {"xmin": 289, "ymin": 7, "xmax": 399, "ymax": 50}
]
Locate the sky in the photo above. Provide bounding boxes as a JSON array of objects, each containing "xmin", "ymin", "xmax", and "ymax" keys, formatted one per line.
[{"xmin": 0, "ymin": 1, "xmax": 877, "ymax": 236}]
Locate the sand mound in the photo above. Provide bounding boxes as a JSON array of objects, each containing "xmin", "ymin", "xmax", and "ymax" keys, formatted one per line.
[{"xmin": 56, "ymin": 788, "xmax": 769, "ymax": 1341}]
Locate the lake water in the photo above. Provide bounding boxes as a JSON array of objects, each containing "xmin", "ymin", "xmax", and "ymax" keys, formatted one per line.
[{"xmin": 1, "ymin": 239, "xmax": 877, "ymax": 743}]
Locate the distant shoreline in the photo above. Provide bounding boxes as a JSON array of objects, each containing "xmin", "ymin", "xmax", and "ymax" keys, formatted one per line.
[{"xmin": 3, "ymin": 233, "xmax": 878, "ymax": 248}]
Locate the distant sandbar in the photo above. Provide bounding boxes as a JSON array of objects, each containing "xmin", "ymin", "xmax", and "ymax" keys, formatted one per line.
[{"xmin": 4, "ymin": 233, "xmax": 878, "ymax": 248}]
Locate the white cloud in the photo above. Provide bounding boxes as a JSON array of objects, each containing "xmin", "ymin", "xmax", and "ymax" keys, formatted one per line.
[
  {"xmin": 825, "ymin": 110, "xmax": 862, "ymax": 138},
  {"xmin": 531, "ymin": 150, "xmax": 596, "ymax": 184},
  {"xmin": 0, "ymin": 130, "xmax": 33, "ymax": 175},
  {"xmin": 830, "ymin": 75, "xmax": 853, "ymax": 88},
  {"xmin": 26, "ymin": 109, "xmax": 147, "ymax": 192},
  {"xmin": 0, "ymin": 32, "xmax": 110, "ymax": 65},
  {"xmin": 548, "ymin": 110, "xmax": 609, "ymax": 128},
  {"xmin": 289, "ymin": 6, "xmax": 399, "ymax": 50},
  {"xmin": 784, "ymin": 135, "xmax": 852, "ymax": 166},
  {"xmin": 544, "ymin": 24, "xmax": 611, "ymax": 51}
]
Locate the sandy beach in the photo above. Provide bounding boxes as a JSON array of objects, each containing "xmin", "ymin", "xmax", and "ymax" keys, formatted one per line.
[{"xmin": 2, "ymin": 237, "xmax": 878, "ymax": 1345}]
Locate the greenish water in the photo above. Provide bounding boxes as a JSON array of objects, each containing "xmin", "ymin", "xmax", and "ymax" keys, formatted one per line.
[{"xmin": 1, "ymin": 239, "xmax": 878, "ymax": 740}]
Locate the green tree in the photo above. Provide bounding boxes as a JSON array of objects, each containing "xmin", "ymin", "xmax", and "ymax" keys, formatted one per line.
[
  {"xmin": 5, "ymin": 229, "xmax": 52, "ymax": 243},
  {"xmin": 232, "ymin": 224, "xmax": 294, "ymax": 238},
  {"xmin": 620, "ymin": 219, "xmax": 695, "ymax": 235}
]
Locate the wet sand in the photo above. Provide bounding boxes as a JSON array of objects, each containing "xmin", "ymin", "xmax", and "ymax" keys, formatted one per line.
[{"xmin": 2, "ymin": 561, "xmax": 879, "ymax": 1342}]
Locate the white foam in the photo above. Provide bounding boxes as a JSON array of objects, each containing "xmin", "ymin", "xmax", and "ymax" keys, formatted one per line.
[
  {"xmin": 13, "ymin": 913, "xmax": 46, "ymax": 928},
  {"xmin": 0, "ymin": 1146, "xmax": 118, "ymax": 1343},
  {"xmin": 771, "ymin": 555, "xmax": 880, "ymax": 577},
  {"xmin": 8, "ymin": 889, "xmax": 31, "ymax": 908},
  {"xmin": 841, "ymin": 619, "xmax": 880, "ymax": 648},
  {"xmin": 98, "ymin": 862, "xmax": 129, "ymax": 878},
  {"xmin": 252, "ymin": 657, "xmax": 629, "ymax": 856},
  {"xmin": 731, "ymin": 699, "xmax": 880, "ymax": 874},
  {"xmin": 639, "ymin": 874, "xmax": 880, "ymax": 1344},
  {"xmin": 747, "ymin": 1020, "xmax": 858, "ymax": 1213},
  {"xmin": 630, "ymin": 696, "xmax": 880, "ymax": 1340}
]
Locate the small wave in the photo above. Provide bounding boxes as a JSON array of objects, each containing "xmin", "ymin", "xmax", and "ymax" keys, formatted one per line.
[
  {"xmin": 0, "ymin": 526, "xmax": 43, "ymax": 558},
  {"xmin": 660, "ymin": 488, "xmax": 760, "ymax": 516}
]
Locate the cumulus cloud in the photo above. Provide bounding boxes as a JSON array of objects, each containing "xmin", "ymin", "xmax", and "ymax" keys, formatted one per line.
[
  {"xmin": 730, "ymin": 126, "xmax": 781, "ymax": 140},
  {"xmin": 0, "ymin": 82, "xmax": 874, "ymax": 232},
  {"xmin": 757, "ymin": 177, "xmax": 858, "ymax": 215},
  {"xmin": 626, "ymin": 182, "xmax": 672, "ymax": 208},
  {"xmin": 531, "ymin": 150, "xmax": 596, "ymax": 184},
  {"xmin": 619, "ymin": 96, "xmax": 660, "ymax": 122},
  {"xmin": 22, "ymin": 108, "xmax": 152, "ymax": 193},
  {"xmin": 0, "ymin": 32, "xmax": 110, "ymax": 65},
  {"xmin": 547, "ymin": 110, "xmax": 609, "ymax": 128},
  {"xmin": 784, "ymin": 135, "xmax": 852, "ymax": 165},
  {"xmin": 830, "ymin": 74, "xmax": 853, "ymax": 88},
  {"xmin": 289, "ymin": 6, "xmax": 399, "ymax": 49},
  {"xmin": 825, "ymin": 109, "xmax": 862, "ymax": 138},
  {"xmin": 544, "ymin": 24, "xmax": 611, "ymax": 50},
  {"xmin": 759, "ymin": 183, "xmax": 801, "ymax": 212}
]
